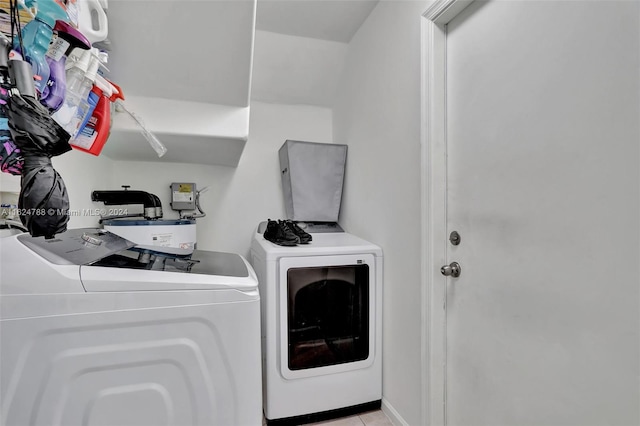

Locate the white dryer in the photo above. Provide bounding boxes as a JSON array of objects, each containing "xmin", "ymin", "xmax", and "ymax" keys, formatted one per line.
[
  {"xmin": 0, "ymin": 228, "xmax": 262, "ymax": 426},
  {"xmin": 250, "ymin": 222, "xmax": 383, "ymax": 424}
]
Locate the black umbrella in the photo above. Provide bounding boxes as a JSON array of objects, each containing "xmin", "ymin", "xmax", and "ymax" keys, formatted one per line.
[{"xmin": 8, "ymin": 59, "xmax": 71, "ymax": 238}]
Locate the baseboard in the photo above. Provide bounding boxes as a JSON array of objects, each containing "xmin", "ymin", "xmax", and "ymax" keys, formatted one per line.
[
  {"xmin": 381, "ymin": 397, "xmax": 410, "ymax": 426},
  {"xmin": 266, "ymin": 400, "xmax": 381, "ymax": 425}
]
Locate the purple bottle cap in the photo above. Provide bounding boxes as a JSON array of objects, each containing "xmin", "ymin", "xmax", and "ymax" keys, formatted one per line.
[{"xmin": 53, "ymin": 21, "xmax": 91, "ymax": 54}]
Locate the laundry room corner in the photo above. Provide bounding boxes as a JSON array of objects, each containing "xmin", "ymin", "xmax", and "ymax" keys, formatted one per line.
[{"xmin": 333, "ymin": 1, "xmax": 429, "ymax": 425}]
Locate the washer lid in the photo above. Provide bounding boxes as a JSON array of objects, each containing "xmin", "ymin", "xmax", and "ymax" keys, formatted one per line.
[
  {"xmin": 18, "ymin": 228, "xmax": 135, "ymax": 265},
  {"xmin": 101, "ymin": 219, "xmax": 196, "ymax": 226},
  {"xmin": 80, "ymin": 251, "xmax": 257, "ymax": 292},
  {"xmin": 91, "ymin": 248, "xmax": 249, "ymax": 277}
]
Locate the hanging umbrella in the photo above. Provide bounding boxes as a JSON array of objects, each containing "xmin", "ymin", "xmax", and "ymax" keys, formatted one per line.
[{"xmin": 8, "ymin": 58, "xmax": 71, "ymax": 238}]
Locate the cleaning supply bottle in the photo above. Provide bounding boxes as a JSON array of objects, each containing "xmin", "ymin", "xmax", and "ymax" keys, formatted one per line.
[
  {"xmin": 76, "ymin": 87, "xmax": 99, "ymax": 130},
  {"xmin": 71, "ymin": 77, "xmax": 123, "ymax": 156},
  {"xmin": 14, "ymin": 0, "xmax": 68, "ymax": 95},
  {"xmin": 72, "ymin": 49, "xmax": 111, "ymax": 137},
  {"xmin": 41, "ymin": 20, "xmax": 91, "ymax": 112},
  {"xmin": 51, "ymin": 48, "xmax": 99, "ymax": 137},
  {"xmin": 76, "ymin": 0, "xmax": 108, "ymax": 44},
  {"xmin": 75, "ymin": 72, "xmax": 109, "ymax": 135}
]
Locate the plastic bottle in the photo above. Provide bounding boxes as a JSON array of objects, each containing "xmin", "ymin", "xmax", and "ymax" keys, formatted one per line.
[
  {"xmin": 76, "ymin": 0, "xmax": 108, "ymax": 44},
  {"xmin": 76, "ymin": 89, "xmax": 99, "ymax": 131},
  {"xmin": 70, "ymin": 77, "xmax": 123, "ymax": 156},
  {"xmin": 41, "ymin": 20, "xmax": 91, "ymax": 112},
  {"xmin": 69, "ymin": 88, "xmax": 107, "ymax": 155},
  {"xmin": 51, "ymin": 48, "xmax": 99, "ymax": 137},
  {"xmin": 76, "ymin": 58, "xmax": 109, "ymax": 133},
  {"xmin": 73, "ymin": 75, "xmax": 120, "ymax": 139},
  {"xmin": 14, "ymin": 0, "xmax": 68, "ymax": 95}
]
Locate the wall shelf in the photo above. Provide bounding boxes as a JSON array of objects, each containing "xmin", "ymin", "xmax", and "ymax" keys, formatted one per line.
[
  {"xmin": 103, "ymin": 0, "xmax": 256, "ymax": 166},
  {"xmin": 102, "ymin": 96, "xmax": 250, "ymax": 167}
]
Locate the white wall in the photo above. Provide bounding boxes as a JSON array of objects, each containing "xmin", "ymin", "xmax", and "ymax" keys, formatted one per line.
[
  {"xmin": 252, "ymin": 30, "xmax": 348, "ymax": 107},
  {"xmin": 52, "ymin": 149, "xmax": 115, "ymax": 228},
  {"xmin": 108, "ymin": 101, "xmax": 332, "ymax": 258},
  {"xmin": 334, "ymin": 1, "xmax": 427, "ymax": 424}
]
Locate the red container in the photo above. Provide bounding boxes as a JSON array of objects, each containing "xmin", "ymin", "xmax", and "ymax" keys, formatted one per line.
[
  {"xmin": 69, "ymin": 89, "xmax": 110, "ymax": 156},
  {"xmin": 70, "ymin": 80, "xmax": 123, "ymax": 156}
]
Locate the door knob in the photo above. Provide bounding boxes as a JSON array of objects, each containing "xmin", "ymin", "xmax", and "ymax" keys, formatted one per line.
[{"xmin": 441, "ymin": 262, "xmax": 461, "ymax": 278}]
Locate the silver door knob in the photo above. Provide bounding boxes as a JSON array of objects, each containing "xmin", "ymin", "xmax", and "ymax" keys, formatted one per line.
[{"xmin": 441, "ymin": 262, "xmax": 461, "ymax": 277}]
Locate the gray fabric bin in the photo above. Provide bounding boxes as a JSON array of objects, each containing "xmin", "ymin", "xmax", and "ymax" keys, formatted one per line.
[{"xmin": 279, "ymin": 140, "xmax": 347, "ymax": 222}]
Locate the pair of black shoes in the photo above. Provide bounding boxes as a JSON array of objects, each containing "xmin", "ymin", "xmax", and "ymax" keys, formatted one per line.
[{"xmin": 264, "ymin": 219, "xmax": 312, "ymax": 246}]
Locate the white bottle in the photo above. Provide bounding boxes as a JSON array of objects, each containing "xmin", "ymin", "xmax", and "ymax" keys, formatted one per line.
[
  {"xmin": 76, "ymin": 0, "xmax": 108, "ymax": 44},
  {"xmin": 52, "ymin": 49, "xmax": 100, "ymax": 137}
]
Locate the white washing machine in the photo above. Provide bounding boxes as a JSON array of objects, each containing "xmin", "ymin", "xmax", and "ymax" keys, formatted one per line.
[
  {"xmin": 0, "ymin": 228, "xmax": 262, "ymax": 426},
  {"xmin": 250, "ymin": 222, "xmax": 383, "ymax": 424}
]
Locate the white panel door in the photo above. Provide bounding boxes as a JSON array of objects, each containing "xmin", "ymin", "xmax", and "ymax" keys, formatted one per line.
[{"xmin": 445, "ymin": 1, "xmax": 639, "ymax": 425}]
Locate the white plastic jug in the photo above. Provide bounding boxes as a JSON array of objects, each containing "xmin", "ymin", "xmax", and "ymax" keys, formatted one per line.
[{"xmin": 76, "ymin": 0, "xmax": 108, "ymax": 44}]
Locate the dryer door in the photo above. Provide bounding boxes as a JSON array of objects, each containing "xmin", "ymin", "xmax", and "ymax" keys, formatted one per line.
[{"xmin": 278, "ymin": 254, "xmax": 376, "ymax": 380}]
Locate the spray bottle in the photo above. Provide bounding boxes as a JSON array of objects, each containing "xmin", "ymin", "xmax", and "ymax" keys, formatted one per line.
[
  {"xmin": 70, "ymin": 76, "xmax": 123, "ymax": 155},
  {"xmin": 51, "ymin": 47, "xmax": 99, "ymax": 137},
  {"xmin": 14, "ymin": 0, "xmax": 69, "ymax": 96},
  {"xmin": 41, "ymin": 20, "xmax": 91, "ymax": 112},
  {"xmin": 76, "ymin": 51, "xmax": 108, "ymax": 133}
]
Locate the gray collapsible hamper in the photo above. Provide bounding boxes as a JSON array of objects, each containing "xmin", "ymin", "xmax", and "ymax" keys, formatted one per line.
[{"xmin": 279, "ymin": 140, "xmax": 347, "ymax": 222}]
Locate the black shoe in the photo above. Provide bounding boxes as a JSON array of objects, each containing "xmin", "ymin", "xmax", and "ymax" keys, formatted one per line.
[
  {"xmin": 277, "ymin": 220, "xmax": 303, "ymax": 245},
  {"xmin": 264, "ymin": 219, "xmax": 299, "ymax": 246},
  {"xmin": 283, "ymin": 220, "xmax": 312, "ymax": 244}
]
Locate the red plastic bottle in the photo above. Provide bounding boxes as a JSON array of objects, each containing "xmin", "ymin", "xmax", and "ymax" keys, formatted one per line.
[
  {"xmin": 69, "ymin": 86, "xmax": 109, "ymax": 155},
  {"xmin": 70, "ymin": 80, "xmax": 124, "ymax": 156}
]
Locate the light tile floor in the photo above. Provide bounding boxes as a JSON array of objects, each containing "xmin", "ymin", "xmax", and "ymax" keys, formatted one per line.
[{"xmin": 307, "ymin": 409, "xmax": 393, "ymax": 426}]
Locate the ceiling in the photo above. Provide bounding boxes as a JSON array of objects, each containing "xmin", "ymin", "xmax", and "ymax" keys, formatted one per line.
[
  {"xmin": 255, "ymin": 0, "xmax": 379, "ymax": 43},
  {"xmin": 251, "ymin": 0, "xmax": 379, "ymax": 106}
]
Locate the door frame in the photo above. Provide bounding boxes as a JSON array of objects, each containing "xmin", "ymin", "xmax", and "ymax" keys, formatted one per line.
[{"xmin": 420, "ymin": 1, "xmax": 475, "ymax": 425}]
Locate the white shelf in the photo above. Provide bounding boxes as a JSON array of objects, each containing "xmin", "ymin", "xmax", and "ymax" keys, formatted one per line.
[
  {"xmin": 102, "ymin": 96, "xmax": 250, "ymax": 167},
  {"xmin": 103, "ymin": 0, "xmax": 256, "ymax": 166}
]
